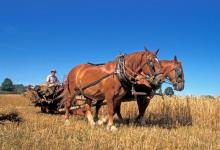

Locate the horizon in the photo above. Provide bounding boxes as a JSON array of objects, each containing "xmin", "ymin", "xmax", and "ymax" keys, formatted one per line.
[{"xmin": 0, "ymin": 0, "xmax": 220, "ymax": 96}]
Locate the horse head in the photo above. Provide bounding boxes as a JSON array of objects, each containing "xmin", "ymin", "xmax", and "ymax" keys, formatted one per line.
[
  {"xmin": 140, "ymin": 47, "xmax": 163, "ymax": 86},
  {"xmin": 167, "ymin": 56, "xmax": 185, "ymax": 91},
  {"xmin": 144, "ymin": 47, "xmax": 159, "ymax": 62}
]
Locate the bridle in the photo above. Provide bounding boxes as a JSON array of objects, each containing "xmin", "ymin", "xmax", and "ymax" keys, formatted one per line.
[
  {"xmin": 165, "ymin": 62, "xmax": 185, "ymax": 86},
  {"xmin": 116, "ymin": 54, "xmax": 163, "ymax": 87},
  {"xmin": 138, "ymin": 58, "xmax": 163, "ymax": 85},
  {"xmin": 147, "ymin": 59, "xmax": 163, "ymax": 85}
]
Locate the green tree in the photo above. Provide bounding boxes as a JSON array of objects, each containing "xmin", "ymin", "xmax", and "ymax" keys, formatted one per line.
[
  {"xmin": 164, "ymin": 87, "xmax": 174, "ymax": 96},
  {"xmin": 1, "ymin": 78, "xmax": 14, "ymax": 91},
  {"xmin": 14, "ymin": 84, "xmax": 26, "ymax": 93}
]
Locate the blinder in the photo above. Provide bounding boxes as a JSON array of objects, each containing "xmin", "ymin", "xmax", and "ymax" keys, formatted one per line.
[
  {"xmin": 174, "ymin": 65, "xmax": 184, "ymax": 84},
  {"xmin": 145, "ymin": 59, "xmax": 163, "ymax": 85}
]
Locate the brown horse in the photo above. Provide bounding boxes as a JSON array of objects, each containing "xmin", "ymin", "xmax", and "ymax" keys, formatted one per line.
[
  {"xmin": 133, "ymin": 56, "xmax": 184, "ymax": 124},
  {"xmin": 94, "ymin": 56, "xmax": 185, "ymax": 125},
  {"xmin": 63, "ymin": 48, "xmax": 163, "ymax": 131}
]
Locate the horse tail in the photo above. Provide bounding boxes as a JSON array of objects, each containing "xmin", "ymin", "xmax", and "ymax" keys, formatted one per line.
[
  {"xmin": 65, "ymin": 69, "xmax": 77, "ymax": 99},
  {"xmin": 66, "ymin": 76, "xmax": 71, "ymax": 96},
  {"xmin": 58, "ymin": 75, "xmax": 70, "ymax": 107}
]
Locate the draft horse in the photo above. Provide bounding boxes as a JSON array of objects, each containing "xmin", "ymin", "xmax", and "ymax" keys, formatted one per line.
[
  {"xmin": 102, "ymin": 56, "xmax": 185, "ymax": 125},
  {"xmin": 63, "ymin": 48, "xmax": 163, "ymax": 131}
]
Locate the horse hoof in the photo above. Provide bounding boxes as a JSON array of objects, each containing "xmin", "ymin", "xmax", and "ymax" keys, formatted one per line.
[
  {"xmin": 65, "ymin": 120, "xmax": 70, "ymax": 126},
  {"xmin": 97, "ymin": 117, "xmax": 108, "ymax": 126},
  {"xmin": 118, "ymin": 119, "xmax": 124, "ymax": 124},
  {"xmin": 136, "ymin": 118, "xmax": 146, "ymax": 126},
  {"xmin": 110, "ymin": 126, "xmax": 118, "ymax": 132},
  {"xmin": 90, "ymin": 122, "xmax": 96, "ymax": 128},
  {"xmin": 107, "ymin": 125, "xmax": 118, "ymax": 132},
  {"xmin": 97, "ymin": 120, "xmax": 104, "ymax": 126},
  {"xmin": 140, "ymin": 121, "xmax": 146, "ymax": 126}
]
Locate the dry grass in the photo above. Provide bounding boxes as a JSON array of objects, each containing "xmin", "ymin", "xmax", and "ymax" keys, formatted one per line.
[{"xmin": 0, "ymin": 95, "xmax": 219, "ymax": 150}]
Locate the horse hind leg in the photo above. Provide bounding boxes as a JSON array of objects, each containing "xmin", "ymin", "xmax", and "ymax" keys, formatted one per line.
[
  {"xmin": 105, "ymin": 94, "xmax": 118, "ymax": 131},
  {"xmin": 64, "ymin": 99, "xmax": 72, "ymax": 126},
  {"xmin": 94, "ymin": 100, "xmax": 104, "ymax": 122},
  {"xmin": 85, "ymin": 99, "xmax": 96, "ymax": 127},
  {"xmin": 64, "ymin": 92, "xmax": 76, "ymax": 126}
]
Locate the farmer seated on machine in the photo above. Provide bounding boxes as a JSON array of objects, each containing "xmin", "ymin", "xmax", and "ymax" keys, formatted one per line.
[
  {"xmin": 43, "ymin": 69, "xmax": 60, "ymax": 96},
  {"xmin": 33, "ymin": 69, "xmax": 61, "ymax": 101},
  {"xmin": 46, "ymin": 69, "xmax": 60, "ymax": 86}
]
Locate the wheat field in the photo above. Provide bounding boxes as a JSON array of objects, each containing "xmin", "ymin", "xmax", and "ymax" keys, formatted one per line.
[{"xmin": 0, "ymin": 95, "xmax": 219, "ymax": 150}]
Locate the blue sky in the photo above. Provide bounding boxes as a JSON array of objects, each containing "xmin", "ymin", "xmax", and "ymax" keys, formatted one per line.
[{"xmin": 0, "ymin": 0, "xmax": 219, "ymax": 95}]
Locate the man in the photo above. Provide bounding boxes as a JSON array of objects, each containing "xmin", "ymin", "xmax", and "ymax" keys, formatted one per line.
[
  {"xmin": 46, "ymin": 69, "xmax": 60, "ymax": 85},
  {"xmin": 43, "ymin": 69, "xmax": 60, "ymax": 97},
  {"xmin": 33, "ymin": 69, "xmax": 60, "ymax": 102}
]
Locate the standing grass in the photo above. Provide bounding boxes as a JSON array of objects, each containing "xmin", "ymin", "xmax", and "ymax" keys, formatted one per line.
[{"xmin": 0, "ymin": 95, "xmax": 219, "ymax": 150}]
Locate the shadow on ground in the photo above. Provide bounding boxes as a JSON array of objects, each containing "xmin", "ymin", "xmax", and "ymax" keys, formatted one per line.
[
  {"xmin": 0, "ymin": 112, "xmax": 23, "ymax": 125},
  {"xmin": 115, "ymin": 112, "xmax": 193, "ymax": 129}
]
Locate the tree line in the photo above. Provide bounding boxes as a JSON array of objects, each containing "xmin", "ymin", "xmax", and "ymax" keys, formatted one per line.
[{"xmin": 0, "ymin": 78, "xmax": 26, "ymax": 94}]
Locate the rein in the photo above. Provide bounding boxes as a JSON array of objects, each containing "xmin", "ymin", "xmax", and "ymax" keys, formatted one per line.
[
  {"xmin": 76, "ymin": 72, "xmax": 116, "ymax": 96},
  {"xmin": 81, "ymin": 73, "xmax": 115, "ymax": 91}
]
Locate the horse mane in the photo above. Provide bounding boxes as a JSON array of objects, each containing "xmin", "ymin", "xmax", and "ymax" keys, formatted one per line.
[
  {"xmin": 125, "ymin": 51, "xmax": 145, "ymax": 71},
  {"xmin": 160, "ymin": 60, "xmax": 174, "ymax": 71},
  {"xmin": 160, "ymin": 60, "xmax": 181, "ymax": 66}
]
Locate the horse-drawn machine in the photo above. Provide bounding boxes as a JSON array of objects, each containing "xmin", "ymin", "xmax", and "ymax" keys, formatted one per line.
[
  {"xmin": 24, "ymin": 54, "xmax": 159, "ymax": 114},
  {"xmin": 24, "ymin": 83, "xmax": 108, "ymax": 115},
  {"xmin": 24, "ymin": 84, "xmax": 64, "ymax": 113},
  {"xmin": 24, "ymin": 48, "xmax": 184, "ymax": 130}
]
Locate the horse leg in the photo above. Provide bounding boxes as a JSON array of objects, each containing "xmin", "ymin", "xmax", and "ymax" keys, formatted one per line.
[
  {"xmin": 64, "ymin": 90, "xmax": 76, "ymax": 126},
  {"xmin": 106, "ymin": 94, "xmax": 117, "ymax": 131},
  {"xmin": 64, "ymin": 97, "xmax": 72, "ymax": 126},
  {"xmin": 136, "ymin": 96, "xmax": 151, "ymax": 125},
  {"xmin": 94, "ymin": 100, "xmax": 104, "ymax": 122},
  {"xmin": 85, "ymin": 99, "xmax": 95, "ymax": 127},
  {"xmin": 115, "ymin": 103, "xmax": 124, "ymax": 123},
  {"xmin": 93, "ymin": 100, "xmax": 109, "ymax": 126},
  {"xmin": 96, "ymin": 100, "xmax": 122, "ymax": 126}
]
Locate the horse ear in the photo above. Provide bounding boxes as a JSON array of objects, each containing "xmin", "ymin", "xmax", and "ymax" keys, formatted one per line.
[
  {"xmin": 144, "ymin": 47, "xmax": 149, "ymax": 53},
  {"xmin": 174, "ymin": 55, "xmax": 178, "ymax": 61},
  {"xmin": 153, "ymin": 49, "xmax": 159, "ymax": 55}
]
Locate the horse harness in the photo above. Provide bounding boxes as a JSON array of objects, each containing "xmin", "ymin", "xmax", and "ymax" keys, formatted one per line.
[{"xmin": 75, "ymin": 54, "xmax": 160, "ymax": 96}]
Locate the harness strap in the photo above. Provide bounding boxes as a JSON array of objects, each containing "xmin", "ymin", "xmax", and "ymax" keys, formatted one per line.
[
  {"xmin": 115, "ymin": 54, "xmax": 133, "ymax": 88},
  {"xmin": 76, "ymin": 72, "xmax": 116, "ymax": 95},
  {"xmin": 76, "ymin": 54, "xmax": 133, "ymax": 96},
  {"xmin": 81, "ymin": 73, "xmax": 115, "ymax": 91}
]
